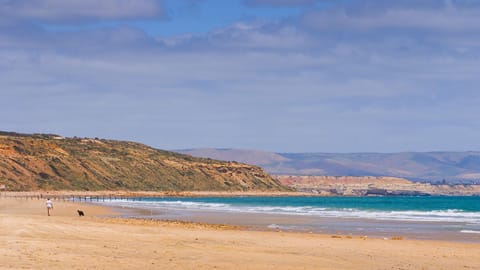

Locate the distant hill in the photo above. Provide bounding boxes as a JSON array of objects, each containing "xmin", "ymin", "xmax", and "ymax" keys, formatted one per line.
[
  {"xmin": 0, "ymin": 132, "xmax": 288, "ymax": 191},
  {"xmin": 177, "ymin": 149, "xmax": 480, "ymax": 184},
  {"xmin": 180, "ymin": 148, "xmax": 289, "ymax": 167}
]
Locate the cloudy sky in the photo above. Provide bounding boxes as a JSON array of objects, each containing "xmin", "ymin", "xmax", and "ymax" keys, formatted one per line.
[{"xmin": 1, "ymin": 0, "xmax": 479, "ymax": 153}]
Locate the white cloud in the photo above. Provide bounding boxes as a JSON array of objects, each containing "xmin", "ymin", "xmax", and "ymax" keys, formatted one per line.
[
  {"xmin": 303, "ymin": 8, "xmax": 480, "ymax": 32},
  {"xmin": 244, "ymin": 0, "xmax": 316, "ymax": 7},
  {"xmin": 0, "ymin": 0, "xmax": 164, "ymax": 21},
  {"xmin": 1, "ymin": 0, "xmax": 480, "ymax": 151},
  {"xmin": 297, "ymin": 0, "xmax": 480, "ymax": 33},
  {"xmin": 160, "ymin": 22, "xmax": 313, "ymax": 50}
]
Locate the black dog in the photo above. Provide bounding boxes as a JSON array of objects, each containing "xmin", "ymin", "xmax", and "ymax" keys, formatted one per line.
[{"xmin": 77, "ymin": 209, "xmax": 85, "ymax": 217}]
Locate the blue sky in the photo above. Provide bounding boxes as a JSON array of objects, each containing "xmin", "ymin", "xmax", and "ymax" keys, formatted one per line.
[{"xmin": 1, "ymin": 0, "xmax": 480, "ymax": 153}]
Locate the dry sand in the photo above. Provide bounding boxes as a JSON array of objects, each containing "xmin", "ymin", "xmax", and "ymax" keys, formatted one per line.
[{"xmin": 1, "ymin": 197, "xmax": 479, "ymax": 270}]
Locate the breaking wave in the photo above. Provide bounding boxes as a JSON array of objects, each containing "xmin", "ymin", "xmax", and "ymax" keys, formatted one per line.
[{"xmin": 100, "ymin": 199, "xmax": 480, "ymax": 224}]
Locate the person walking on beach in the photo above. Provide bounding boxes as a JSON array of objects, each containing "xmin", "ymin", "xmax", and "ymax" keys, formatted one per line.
[{"xmin": 46, "ymin": 198, "xmax": 53, "ymax": 216}]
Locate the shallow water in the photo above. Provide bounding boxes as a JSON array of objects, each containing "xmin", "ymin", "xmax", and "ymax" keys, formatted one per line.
[{"xmin": 95, "ymin": 196, "xmax": 480, "ymax": 242}]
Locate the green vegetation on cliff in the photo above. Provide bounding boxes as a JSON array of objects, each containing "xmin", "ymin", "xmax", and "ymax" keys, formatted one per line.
[{"xmin": 0, "ymin": 132, "xmax": 288, "ymax": 191}]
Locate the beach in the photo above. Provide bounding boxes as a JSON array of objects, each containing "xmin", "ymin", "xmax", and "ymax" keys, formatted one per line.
[
  {"xmin": 97, "ymin": 195, "xmax": 480, "ymax": 243},
  {"xmin": 1, "ymin": 197, "xmax": 479, "ymax": 269}
]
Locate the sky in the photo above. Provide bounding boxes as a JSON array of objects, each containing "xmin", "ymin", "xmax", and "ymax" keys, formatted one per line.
[{"xmin": 1, "ymin": 0, "xmax": 480, "ymax": 153}]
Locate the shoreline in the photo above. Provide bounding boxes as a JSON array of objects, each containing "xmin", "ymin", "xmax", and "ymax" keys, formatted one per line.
[
  {"xmin": 0, "ymin": 190, "xmax": 310, "ymax": 198},
  {"xmin": 4, "ymin": 191, "xmax": 479, "ymax": 243},
  {"xmin": 1, "ymin": 197, "xmax": 479, "ymax": 269},
  {"xmin": 3, "ymin": 190, "xmax": 480, "ymax": 199},
  {"xmin": 96, "ymin": 199, "xmax": 480, "ymax": 244}
]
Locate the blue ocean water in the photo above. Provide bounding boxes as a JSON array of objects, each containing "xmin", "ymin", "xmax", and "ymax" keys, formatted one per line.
[
  {"xmin": 98, "ymin": 196, "xmax": 480, "ymax": 241},
  {"xmin": 140, "ymin": 195, "xmax": 480, "ymax": 211}
]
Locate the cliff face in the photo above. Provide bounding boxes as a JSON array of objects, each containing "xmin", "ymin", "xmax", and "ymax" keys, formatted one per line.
[
  {"xmin": 0, "ymin": 132, "xmax": 288, "ymax": 192},
  {"xmin": 276, "ymin": 175, "xmax": 480, "ymax": 196}
]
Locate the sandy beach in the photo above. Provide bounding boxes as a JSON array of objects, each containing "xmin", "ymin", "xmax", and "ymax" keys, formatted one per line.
[{"xmin": 1, "ymin": 197, "xmax": 479, "ymax": 270}]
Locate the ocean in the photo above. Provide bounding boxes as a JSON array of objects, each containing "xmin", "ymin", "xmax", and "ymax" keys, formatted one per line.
[{"xmin": 97, "ymin": 196, "xmax": 480, "ymax": 242}]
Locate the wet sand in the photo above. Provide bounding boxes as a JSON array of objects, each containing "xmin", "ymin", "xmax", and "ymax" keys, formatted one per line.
[
  {"xmin": 140, "ymin": 208, "xmax": 480, "ymax": 243},
  {"xmin": 1, "ymin": 197, "xmax": 479, "ymax": 270}
]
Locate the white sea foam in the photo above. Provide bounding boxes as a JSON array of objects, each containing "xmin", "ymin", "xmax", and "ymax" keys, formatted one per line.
[
  {"xmin": 267, "ymin": 224, "xmax": 306, "ymax": 231},
  {"xmin": 267, "ymin": 224, "xmax": 280, "ymax": 229},
  {"xmin": 460, "ymin": 230, "xmax": 480, "ymax": 234},
  {"xmin": 99, "ymin": 200, "xmax": 480, "ymax": 224}
]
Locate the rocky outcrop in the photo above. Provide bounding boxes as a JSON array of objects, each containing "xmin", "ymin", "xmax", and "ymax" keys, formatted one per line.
[
  {"xmin": 0, "ymin": 132, "xmax": 289, "ymax": 192},
  {"xmin": 276, "ymin": 175, "xmax": 480, "ymax": 196}
]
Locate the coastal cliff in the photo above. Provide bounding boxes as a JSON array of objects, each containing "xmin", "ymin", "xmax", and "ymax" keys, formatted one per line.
[
  {"xmin": 276, "ymin": 175, "xmax": 480, "ymax": 196},
  {"xmin": 0, "ymin": 132, "xmax": 288, "ymax": 192}
]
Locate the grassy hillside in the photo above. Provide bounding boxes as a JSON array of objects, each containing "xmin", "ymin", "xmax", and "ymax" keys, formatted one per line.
[{"xmin": 0, "ymin": 132, "xmax": 288, "ymax": 191}]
